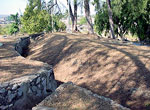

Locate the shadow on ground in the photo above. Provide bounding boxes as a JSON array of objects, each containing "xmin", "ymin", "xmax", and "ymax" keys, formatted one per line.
[{"xmin": 27, "ymin": 33, "xmax": 150, "ymax": 110}]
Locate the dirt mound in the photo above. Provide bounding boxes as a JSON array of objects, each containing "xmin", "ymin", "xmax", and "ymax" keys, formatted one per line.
[
  {"xmin": 33, "ymin": 82, "xmax": 129, "ymax": 110},
  {"xmin": 27, "ymin": 32, "xmax": 150, "ymax": 110}
]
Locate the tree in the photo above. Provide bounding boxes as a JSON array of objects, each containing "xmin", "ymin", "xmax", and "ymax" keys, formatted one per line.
[
  {"xmin": 21, "ymin": 0, "xmax": 48, "ymax": 34},
  {"xmin": 46, "ymin": 0, "xmax": 64, "ymax": 32},
  {"xmin": 9, "ymin": 13, "xmax": 20, "ymax": 35},
  {"xmin": 94, "ymin": 0, "xmax": 150, "ymax": 41},
  {"xmin": 74, "ymin": 0, "xmax": 78, "ymax": 31},
  {"xmin": 106, "ymin": 0, "xmax": 115, "ymax": 39},
  {"xmin": 67, "ymin": 0, "xmax": 78, "ymax": 32},
  {"xmin": 21, "ymin": 0, "xmax": 66, "ymax": 34},
  {"xmin": 10, "ymin": 13, "xmax": 20, "ymax": 25},
  {"xmin": 84, "ymin": 0, "xmax": 94, "ymax": 34}
]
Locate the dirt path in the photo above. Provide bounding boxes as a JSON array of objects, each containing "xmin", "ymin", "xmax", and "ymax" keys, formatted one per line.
[{"xmin": 27, "ymin": 32, "xmax": 150, "ymax": 110}]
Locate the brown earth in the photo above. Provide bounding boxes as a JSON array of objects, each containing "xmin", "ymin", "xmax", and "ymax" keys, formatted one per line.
[
  {"xmin": 33, "ymin": 82, "xmax": 129, "ymax": 110},
  {"xmin": 27, "ymin": 32, "xmax": 150, "ymax": 110},
  {"xmin": 0, "ymin": 36, "xmax": 47, "ymax": 82}
]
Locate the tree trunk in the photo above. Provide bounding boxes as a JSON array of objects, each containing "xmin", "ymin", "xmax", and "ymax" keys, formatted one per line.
[
  {"xmin": 74, "ymin": 0, "xmax": 78, "ymax": 31},
  {"xmin": 84, "ymin": 0, "xmax": 94, "ymax": 34},
  {"xmin": 67, "ymin": 0, "xmax": 75, "ymax": 32},
  {"xmin": 106, "ymin": 0, "xmax": 115, "ymax": 39}
]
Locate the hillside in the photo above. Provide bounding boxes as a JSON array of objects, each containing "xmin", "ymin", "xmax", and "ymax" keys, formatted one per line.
[{"xmin": 27, "ymin": 32, "xmax": 150, "ymax": 110}]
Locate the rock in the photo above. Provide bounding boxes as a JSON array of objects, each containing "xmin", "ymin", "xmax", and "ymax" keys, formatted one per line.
[
  {"xmin": 17, "ymin": 85, "xmax": 26, "ymax": 96},
  {"xmin": 0, "ymin": 96, "xmax": 6, "ymax": 105},
  {"xmin": 42, "ymin": 79, "xmax": 47, "ymax": 95},
  {"xmin": 7, "ymin": 90, "xmax": 11, "ymax": 95},
  {"xmin": 72, "ymin": 59, "xmax": 78, "ymax": 65},
  {"xmin": 42, "ymin": 79, "xmax": 46, "ymax": 87},
  {"xmin": 36, "ymin": 90, "xmax": 42, "ymax": 97},
  {"xmin": 8, "ymin": 93, "xmax": 17, "ymax": 103},
  {"xmin": 17, "ymin": 89, "xmax": 23, "ymax": 97},
  {"xmin": 0, "ymin": 83, "xmax": 9, "ymax": 87},
  {"xmin": 28, "ymin": 88, "xmax": 32, "ymax": 94},
  {"xmin": 36, "ymin": 77, "xmax": 41, "ymax": 84},
  {"xmin": 2, "ymin": 35, "xmax": 7, "ymax": 38},
  {"xmin": 0, "ymin": 88, "xmax": 6, "ymax": 94},
  {"xmin": 31, "ymin": 81, "xmax": 35, "ymax": 86},
  {"xmin": 38, "ymin": 84, "xmax": 41, "ymax": 89},
  {"xmin": 12, "ymin": 84, "xmax": 18, "ymax": 90},
  {"xmin": 9, "ymin": 104, "xmax": 13, "ymax": 107},
  {"xmin": 41, "ymin": 78, "xmax": 45, "ymax": 81},
  {"xmin": 0, "ymin": 105, "xmax": 8, "ymax": 110},
  {"xmin": 32, "ymin": 86, "xmax": 37, "ymax": 92},
  {"xmin": 32, "ymin": 106, "xmax": 56, "ymax": 110},
  {"xmin": 0, "ymin": 42, "xmax": 3, "ymax": 47}
]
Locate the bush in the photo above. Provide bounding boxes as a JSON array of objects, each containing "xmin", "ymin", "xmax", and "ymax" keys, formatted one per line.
[
  {"xmin": 0, "ymin": 25, "xmax": 10, "ymax": 35},
  {"xmin": 79, "ymin": 17, "xmax": 87, "ymax": 25},
  {"xmin": 58, "ymin": 21, "xmax": 66, "ymax": 31},
  {"xmin": 52, "ymin": 15, "xmax": 66, "ymax": 32},
  {"xmin": 8, "ymin": 23, "xmax": 19, "ymax": 35},
  {"xmin": 0, "ymin": 26, "xmax": 3, "ymax": 35}
]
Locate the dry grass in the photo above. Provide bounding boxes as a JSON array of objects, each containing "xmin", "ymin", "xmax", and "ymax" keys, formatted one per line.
[
  {"xmin": 27, "ymin": 32, "xmax": 150, "ymax": 110},
  {"xmin": 36, "ymin": 82, "xmax": 129, "ymax": 110},
  {"xmin": 0, "ymin": 36, "xmax": 46, "ymax": 82}
]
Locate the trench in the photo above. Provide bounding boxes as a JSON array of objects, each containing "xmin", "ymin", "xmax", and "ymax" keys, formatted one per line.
[{"xmin": 14, "ymin": 33, "xmax": 64, "ymax": 110}]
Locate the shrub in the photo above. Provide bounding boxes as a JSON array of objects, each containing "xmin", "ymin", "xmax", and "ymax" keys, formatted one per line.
[
  {"xmin": 58, "ymin": 21, "xmax": 66, "ymax": 31},
  {"xmin": 79, "ymin": 17, "xmax": 87, "ymax": 25},
  {"xmin": 8, "ymin": 23, "xmax": 19, "ymax": 35}
]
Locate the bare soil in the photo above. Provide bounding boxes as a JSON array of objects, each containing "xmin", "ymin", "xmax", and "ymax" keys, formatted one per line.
[
  {"xmin": 34, "ymin": 82, "xmax": 129, "ymax": 110},
  {"xmin": 0, "ymin": 36, "xmax": 46, "ymax": 82},
  {"xmin": 27, "ymin": 32, "xmax": 150, "ymax": 110}
]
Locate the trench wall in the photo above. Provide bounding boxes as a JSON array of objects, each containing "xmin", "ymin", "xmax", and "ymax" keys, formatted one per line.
[{"xmin": 0, "ymin": 33, "xmax": 57, "ymax": 110}]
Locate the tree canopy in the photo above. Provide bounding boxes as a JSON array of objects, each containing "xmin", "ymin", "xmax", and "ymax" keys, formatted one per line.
[{"xmin": 94, "ymin": 0, "xmax": 150, "ymax": 41}]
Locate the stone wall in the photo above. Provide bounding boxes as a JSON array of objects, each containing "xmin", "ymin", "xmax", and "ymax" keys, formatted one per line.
[
  {"xmin": 0, "ymin": 34, "xmax": 57, "ymax": 110},
  {"xmin": 15, "ymin": 33, "xmax": 44, "ymax": 57},
  {"xmin": 0, "ymin": 64, "xmax": 57, "ymax": 110},
  {"xmin": 15, "ymin": 37, "xmax": 30, "ymax": 56},
  {"xmin": 33, "ymin": 82, "xmax": 130, "ymax": 110}
]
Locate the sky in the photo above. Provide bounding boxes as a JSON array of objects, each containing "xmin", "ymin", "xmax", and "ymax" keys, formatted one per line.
[
  {"xmin": 0, "ymin": 0, "xmax": 27, "ymax": 15},
  {"xmin": 0, "ymin": 0, "xmax": 96, "ymax": 15}
]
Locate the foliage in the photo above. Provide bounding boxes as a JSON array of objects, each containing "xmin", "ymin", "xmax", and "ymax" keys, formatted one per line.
[
  {"xmin": 58, "ymin": 21, "xmax": 66, "ymax": 31},
  {"xmin": 52, "ymin": 14, "xmax": 66, "ymax": 32},
  {"xmin": 79, "ymin": 17, "xmax": 87, "ymax": 25},
  {"xmin": 8, "ymin": 23, "xmax": 19, "ymax": 35},
  {"xmin": 10, "ymin": 13, "xmax": 20, "ymax": 25},
  {"xmin": 7, "ymin": 13, "xmax": 20, "ymax": 35},
  {"xmin": 0, "ymin": 25, "xmax": 10, "ymax": 35},
  {"xmin": 0, "ymin": 26, "xmax": 2, "ymax": 35},
  {"xmin": 94, "ymin": 3, "xmax": 109, "ymax": 35},
  {"xmin": 21, "ymin": 0, "xmax": 66, "ymax": 34},
  {"xmin": 21, "ymin": 4, "xmax": 48, "ymax": 34},
  {"xmin": 94, "ymin": 0, "xmax": 150, "ymax": 41}
]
